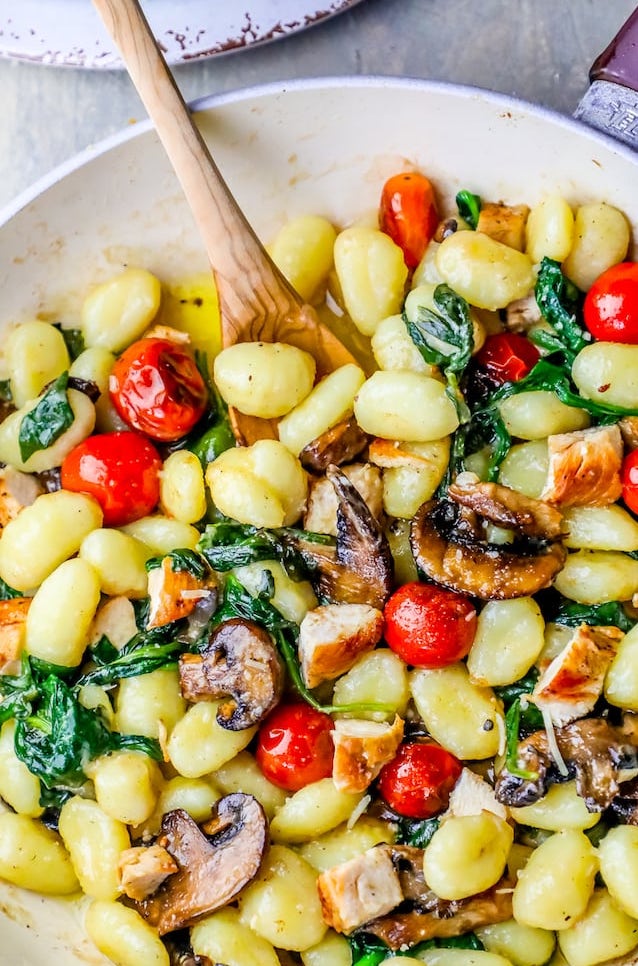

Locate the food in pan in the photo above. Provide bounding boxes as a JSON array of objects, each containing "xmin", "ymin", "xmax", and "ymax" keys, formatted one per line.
[{"xmin": 0, "ymin": 170, "xmax": 637, "ymax": 966}]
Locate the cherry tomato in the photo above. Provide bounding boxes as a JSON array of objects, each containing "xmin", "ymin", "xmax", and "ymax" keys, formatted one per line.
[
  {"xmin": 384, "ymin": 581, "xmax": 477, "ymax": 668},
  {"xmin": 109, "ymin": 338, "xmax": 208, "ymax": 442},
  {"xmin": 622, "ymin": 450, "xmax": 638, "ymax": 515},
  {"xmin": 61, "ymin": 431, "xmax": 162, "ymax": 527},
  {"xmin": 379, "ymin": 171, "xmax": 439, "ymax": 269},
  {"xmin": 584, "ymin": 262, "xmax": 638, "ymax": 344},
  {"xmin": 475, "ymin": 332, "xmax": 540, "ymax": 384},
  {"xmin": 255, "ymin": 702, "xmax": 334, "ymax": 792},
  {"xmin": 378, "ymin": 742, "xmax": 462, "ymax": 819}
]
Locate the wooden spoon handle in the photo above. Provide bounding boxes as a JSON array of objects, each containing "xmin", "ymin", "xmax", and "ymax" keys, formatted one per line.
[{"xmin": 91, "ymin": 0, "xmax": 301, "ymax": 341}]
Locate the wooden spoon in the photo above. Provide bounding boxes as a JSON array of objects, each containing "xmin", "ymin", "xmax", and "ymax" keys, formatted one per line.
[{"xmin": 91, "ymin": 0, "xmax": 356, "ymax": 444}]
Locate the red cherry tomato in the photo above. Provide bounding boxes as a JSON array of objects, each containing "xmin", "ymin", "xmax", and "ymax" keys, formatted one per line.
[
  {"xmin": 109, "ymin": 338, "xmax": 208, "ymax": 442},
  {"xmin": 384, "ymin": 581, "xmax": 477, "ymax": 668},
  {"xmin": 584, "ymin": 262, "xmax": 638, "ymax": 344},
  {"xmin": 379, "ymin": 171, "xmax": 439, "ymax": 269},
  {"xmin": 61, "ymin": 431, "xmax": 162, "ymax": 527},
  {"xmin": 475, "ymin": 332, "xmax": 540, "ymax": 384},
  {"xmin": 378, "ymin": 742, "xmax": 462, "ymax": 819},
  {"xmin": 622, "ymin": 450, "xmax": 638, "ymax": 515},
  {"xmin": 255, "ymin": 702, "xmax": 334, "ymax": 792}
]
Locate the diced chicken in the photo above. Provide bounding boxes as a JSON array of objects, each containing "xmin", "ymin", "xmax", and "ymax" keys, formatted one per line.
[
  {"xmin": 317, "ymin": 844, "xmax": 403, "ymax": 934},
  {"xmin": 298, "ymin": 603, "xmax": 383, "ymax": 689},
  {"xmin": 147, "ymin": 557, "xmax": 216, "ymax": 630},
  {"xmin": 368, "ymin": 437, "xmax": 447, "ymax": 471},
  {"xmin": 303, "ymin": 463, "xmax": 383, "ymax": 536},
  {"xmin": 118, "ymin": 844, "xmax": 178, "ymax": 902},
  {"xmin": 143, "ymin": 323, "xmax": 190, "ymax": 344},
  {"xmin": 0, "ymin": 466, "xmax": 43, "ymax": 527},
  {"xmin": 540, "ymin": 424, "xmax": 623, "ymax": 508},
  {"xmin": 476, "ymin": 203, "xmax": 530, "ymax": 252},
  {"xmin": 505, "ymin": 293, "xmax": 542, "ymax": 333},
  {"xmin": 444, "ymin": 767, "xmax": 508, "ymax": 822},
  {"xmin": 0, "ymin": 597, "xmax": 30, "ymax": 673},
  {"xmin": 532, "ymin": 623, "xmax": 623, "ymax": 727},
  {"xmin": 332, "ymin": 716, "xmax": 404, "ymax": 793},
  {"xmin": 89, "ymin": 596, "xmax": 139, "ymax": 649}
]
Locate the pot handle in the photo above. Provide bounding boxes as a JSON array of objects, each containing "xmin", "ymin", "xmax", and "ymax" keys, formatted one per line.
[{"xmin": 574, "ymin": 7, "xmax": 638, "ymax": 150}]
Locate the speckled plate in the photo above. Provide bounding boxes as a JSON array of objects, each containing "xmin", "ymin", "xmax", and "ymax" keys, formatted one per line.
[{"xmin": 0, "ymin": 0, "xmax": 365, "ymax": 68}]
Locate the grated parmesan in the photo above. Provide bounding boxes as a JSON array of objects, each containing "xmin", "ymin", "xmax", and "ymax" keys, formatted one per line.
[
  {"xmin": 347, "ymin": 794, "xmax": 371, "ymax": 830},
  {"xmin": 541, "ymin": 707, "xmax": 569, "ymax": 777}
]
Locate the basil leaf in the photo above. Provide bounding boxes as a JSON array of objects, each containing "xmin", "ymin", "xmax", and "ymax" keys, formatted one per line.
[
  {"xmin": 456, "ymin": 190, "xmax": 481, "ymax": 229},
  {"xmin": 18, "ymin": 371, "xmax": 74, "ymax": 461}
]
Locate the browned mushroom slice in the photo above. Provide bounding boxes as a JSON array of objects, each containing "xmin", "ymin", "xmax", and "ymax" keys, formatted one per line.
[
  {"xmin": 136, "ymin": 794, "xmax": 267, "ymax": 935},
  {"xmin": 300, "ymin": 416, "xmax": 369, "ymax": 472},
  {"xmin": 179, "ymin": 618, "xmax": 283, "ymax": 730},
  {"xmin": 284, "ymin": 465, "xmax": 394, "ymax": 609},
  {"xmin": 495, "ymin": 718, "xmax": 638, "ymax": 812},
  {"xmin": 447, "ymin": 479, "xmax": 564, "ymax": 540}
]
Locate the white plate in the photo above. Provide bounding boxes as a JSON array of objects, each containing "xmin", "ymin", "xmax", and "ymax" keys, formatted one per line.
[{"xmin": 0, "ymin": 0, "xmax": 364, "ymax": 68}]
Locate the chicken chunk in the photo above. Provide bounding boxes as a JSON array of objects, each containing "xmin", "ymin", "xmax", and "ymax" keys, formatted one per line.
[
  {"xmin": 444, "ymin": 767, "xmax": 508, "ymax": 821},
  {"xmin": 541, "ymin": 424, "xmax": 623, "ymax": 507},
  {"xmin": 332, "ymin": 716, "xmax": 404, "ymax": 793},
  {"xmin": 298, "ymin": 603, "xmax": 383, "ymax": 689},
  {"xmin": 118, "ymin": 844, "xmax": 178, "ymax": 902},
  {"xmin": 303, "ymin": 463, "xmax": 383, "ymax": 536},
  {"xmin": 89, "ymin": 596, "xmax": 138, "ymax": 649},
  {"xmin": 0, "ymin": 597, "xmax": 30, "ymax": 673},
  {"xmin": 317, "ymin": 844, "xmax": 403, "ymax": 934},
  {"xmin": 532, "ymin": 623, "xmax": 623, "ymax": 727},
  {"xmin": 476, "ymin": 202, "xmax": 529, "ymax": 251},
  {"xmin": 147, "ymin": 557, "xmax": 216, "ymax": 630},
  {"xmin": 0, "ymin": 466, "xmax": 43, "ymax": 528}
]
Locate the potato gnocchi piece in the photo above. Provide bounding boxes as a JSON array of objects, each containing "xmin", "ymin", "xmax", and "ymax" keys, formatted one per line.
[
  {"xmin": 422, "ymin": 812, "xmax": 513, "ymax": 901},
  {"xmin": 278, "ymin": 363, "xmax": 366, "ymax": 456},
  {"xmin": 435, "ymin": 230, "xmax": 536, "ymax": 309},
  {"xmin": 557, "ymin": 888, "xmax": 638, "ymax": 966},
  {"xmin": 213, "ymin": 342, "xmax": 316, "ymax": 419},
  {"xmin": 4, "ymin": 319, "xmax": 70, "ymax": 408},
  {"xmin": 82, "ymin": 267, "xmax": 162, "ymax": 353},
  {"xmin": 562, "ymin": 202, "xmax": 630, "ymax": 291},
  {"xmin": 334, "ymin": 226, "xmax": 408, "ymax": 336}
]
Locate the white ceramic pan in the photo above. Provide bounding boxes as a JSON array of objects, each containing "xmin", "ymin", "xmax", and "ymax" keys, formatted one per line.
[{"xmin": 2, "ymin": 10, "xmax": 638, "ymax": 966}]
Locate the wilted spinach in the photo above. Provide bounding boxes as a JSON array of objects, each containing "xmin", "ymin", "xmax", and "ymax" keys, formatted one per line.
[
  {"xmin": 531, "ymin": 257, "xmax": 589, "ymax": 364},
  {"xmin": 146, "ymin": 548, "xmax": 210, "ymax": 580},
  {"xmin": 554, "ymin": 599, "xmax": 636, "ymax": 633},
  {"xmin": 349, "ymin": 932, "xmax": 484, "ymax": 965},
  {"xmin": 198, "ymin": 520, "xmax": 335, "ymax": 580},
  {"xmin": 455, "ymin": 189, "xmax": 481, "ymax": 229},
  {"xmin": 54, "ymin": 324, "xmax": 86, "ymax": 361},
  {"xmin": 18, "ymin": 371, "xmax": 74, "ymax": 461},
  {"xmin": 395, "ymin": 816, "xmax": 440, "ymax": 848}
]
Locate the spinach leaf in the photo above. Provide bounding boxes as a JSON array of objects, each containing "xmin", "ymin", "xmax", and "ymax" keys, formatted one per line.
[
  {"xmin": 396, "ymin": 816, "xmax": 440, "ymax": 848},
  {"xmin": 492, "ymin": 358, "xmax": 638, "ymax": 421},
  {"xmin": 349, "ymin": 932, "xmax": 484, "ymax": 964},
  {"xmin": 406, "ymin": 284, "xmax": 474, "ymax": 422},
  {"xmin": 0, "ymin": 576, "xmax": 22, "ymax": 600},
  {"xmin": 504, "ymin": 698, "xmax": 541, "ymax": 782},
  {"xmin": 189, "ymin": 418, "xmax": 236, "ymax": 468},
  {"xmin": 14, "ymin": 675, "xmax": 161, "ymax": 789},
  {"xmin": 53, "ymin": 324, "xmax": 86, "ymax": 361},
  {"xmin": 18, "ymin": 371, "xmax": 74, "ymax": 461},
  {"xmin": 406, "ymin": 284, "xmax": 474, "ymax": 375},
  {"xmin": 146, "ymin": 548, "xmax": 209, "ymax": 580},
  {"xmin": 467, "ymin": 405, "xmax": 512, "ymax": 482},
  {"xmin": 533, "ymin": 258, "xmax": 589, "ymax": 364},
  {"xmin": 494, "ymin": 668, "xmax": 539, "ymax": 709},
  {"xmin": 456, "ymin": 190, "xmax": 481, "ymax": 229},
  {"xmin": 0, "ymin": 656, "xmax": 39, "ymax": 725},
  {"xmin": 198, "ymin": 521, "xmax": 334, "ymax": 580},
  {"xmin": 75, "ymin": 638, "xmax": 184, "ymax": 689},
  {"xmin": 554, "ymin": 600, "xmax": 636, "ymax": 633}
]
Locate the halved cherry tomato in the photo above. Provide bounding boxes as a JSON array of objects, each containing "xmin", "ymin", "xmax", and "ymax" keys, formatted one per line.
[
  {"xmin": 378, "ymin": 742, "xmax": 462, "ymax": 819},
  {"xmin": 584, "ymin": 262, "xmax": 638, "ymax": 344},
  {"xmin": 384, "ymin": 581, "xmax": 477, "ymax": 668},
  {"xmin": 61, "ymin": 431, "xmax": 162, "ymax": 527},
  {"xmin": 255, "ymin": 702, "xmax": 334, "ymax": 792},
  {"xmin": 109, "ymin": 338, "xmax": 208, "ymax": 442},
  {"xmin": 622, "ymin": 450, "xmax": 638, "ymax": 515},
  {"xmin": 379, "ymin": 171, "xmax": 439, "ymax": 269},
  {"xmin": 475, "ymin": 332, "xmax": 540, "ymax": 384}
]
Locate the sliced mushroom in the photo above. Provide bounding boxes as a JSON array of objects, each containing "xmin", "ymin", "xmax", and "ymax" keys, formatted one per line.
[
  {"xmin": 495, "ymin": 718, "xmax": 638, "ymax": 811},
  {"xmin": 136, "ymin": 794, "xmax": 267, "ymax": 935},
  {"xmin": 410, "ymin": 479, "xmax": 566, "ymax": 600},
  {"xmin": 284, "ymin": 464, "xmax": 394, "ymax": 609},
  {"xmin": 300, "ymin": 416, "xmax": 369, "ymax": 472},
  {"xmin": 179, "ymin": 618, "xmax": 283, "ymax": 730}
]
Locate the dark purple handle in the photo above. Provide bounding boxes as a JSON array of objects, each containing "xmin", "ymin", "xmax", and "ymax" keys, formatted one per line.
[{"xmin": 590, "ymin": 7, "xmax": 638, "ymax": 92}]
